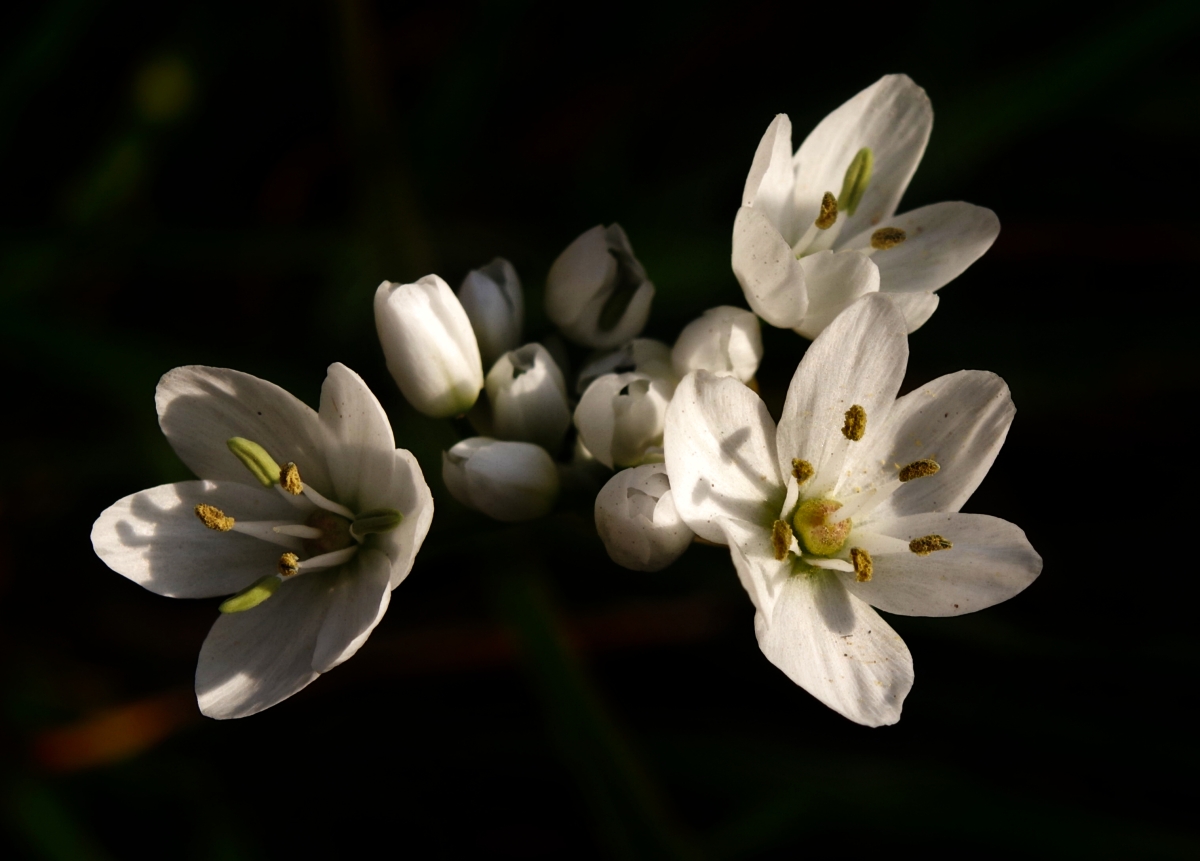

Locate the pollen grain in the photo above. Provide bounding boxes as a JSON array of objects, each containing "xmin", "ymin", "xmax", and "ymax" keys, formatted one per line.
[
  {"xmin": 909, "ymin": 535, "xmax": 953, "ymax": 556},
  {"xmin": 899, "ymin": 458, "xmax": 940, "ymax": 482},
  {"xmin": 842, "ymin": 405, "xmax": 867, "ymax": 441},
  {"xmin": 280, "ymin": 462, "xmax": 304, "ymax": 495},
  {"xmin": 194, "ymin": 504, "xmax": 234, "ymax": 531}
]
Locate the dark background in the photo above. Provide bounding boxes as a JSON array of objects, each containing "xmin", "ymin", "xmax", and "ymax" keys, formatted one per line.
[{"xmin": 2, "ymin": 1, "xmax": 1198, "ymax": 858}]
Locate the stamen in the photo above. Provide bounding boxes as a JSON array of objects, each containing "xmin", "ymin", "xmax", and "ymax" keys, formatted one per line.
[
  {"xmin": 806, "ymin": 557, "xmax": 853, "ymax": 572},
  {"xmin": 278, "ymin": 552, "xmax": 300, "ymax": 576},
  {"xmin": 870, "ymin": 227, "xmax": 906, "ymax": 250},
  {"xmin": 280, "ymin": 462, "xmax": 304, "ymax": 495},
  {"xmin": 227, "ymin": 437, "xmax": 281, "ymax": 487},
  {"xmin": 792, "ymin": 458, "xmax": 814, "ymax": 484},
  {"xmin": 296, "ymin": 547, "xmax": 358, "ymax": 570},
  {"xmin": 194, "ymin": 504, "xmax": 234, "ymax": 531},
  {"xmin": 850, "ymin": 547, "xmax": 873, "ymax": 582},
  {"xmin": 899, "ymin": 458, "xmax": 940, "ymax": 482},
  {"xmin": 909, "ymin": 535, "xmax": 953, "ymax": 556},
  {"xmin": 771, "ymin": 519, "xmax": 794, "ymax": 561},
  {"xmin": 219, "ymin": 575, "xmax": 282, "ymax": 614},
  {"xmin": 814, "ymin": 192, "xmax": 838, "ymax": 230},
  {"xmin": 841, "ymin": 405, "xmax": 866, "ymax": 441},
  {"xmin": 837, "ymin": 147, "xmax": 873, "ymax": 217},
  {"xmin": 272, "ymin": 524, "xmax": 323, "ymax": 539}
]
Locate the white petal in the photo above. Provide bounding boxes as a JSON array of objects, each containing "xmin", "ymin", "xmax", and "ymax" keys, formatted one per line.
[
  {"xmin": 742, "ymin": 114, "xmax": 798, "ymax": 240},
  {"xmin": 671, "ymin": 306, "xmax": 763, "ymax": 384},
  {"xmin": 776, "ymin": 294, "xmax": 908, "ymax": 495},
  {"xmin": 91, "ymin": 480, "xmax": 309, "ymax": 598},
  {"xmin": 196, "ymin": 572, "xmax": 330, "ymax": 719},
  {"xmin": 792, "ymin": 250, "xmax": 881, "ymax": 339},
  {"xmin": 594, "ymin": 464, "xmax": 694, "ymax": 572},
  {"xmin": 882, "ymin": 291, "xmax": 940, "ymax": 333},
  {"xmin": 719, "ymin": 517, "xmax": 789, "ymax": 623},
  {"xmin": 844, "ymin": 202, "xmax": 1000, "ymax": 296},
  {"xmin": 731, "ymin": 206, "xmax": 808, "ymax": 329},
  {"xmin": 663, "ymin": 371, "xmax": 783, "ymax": 544},
  {"xmin": 312, "ymin": 548, "xmax": 393, "ymax": 672},
  {"xmin": 487, "ymin": 343, "xmax": 572, "ymax": 452},
  {"xmin": 844, "ymin": 513, "xmax": 1041, "ymax": 617},
  {"xmin": 755, "ymin": 571, "xmax": 912, "ymax": 727},
  {"xmin": 156, "ymin": 366, "xmax": 333, "ymax": 494},
  {"xmin": 458, "ymin": 258, "xmax": 524, "ymax": 369},
  {"xmin": 367, "ymin": 448, "xmax": 435, "ymax": 589},
  {"xmin": 851, "ymin": 370, "xmax": 1014, "ymax": 521},
  {"xmin": 793, "ymin": 74, "xmax": 932, "ymax": 243},
  {"xmin": 319, "ymin": 363, "xmax": 396, "ymax": 512}
]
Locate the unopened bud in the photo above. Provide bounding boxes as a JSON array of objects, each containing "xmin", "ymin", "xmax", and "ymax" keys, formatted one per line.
[
  {"xmin": 594, "ymin": 464, "xmax": 693, "ymax": 571},
  {"xmin": 671, "ymin": 306, "xmax": 763, "ymax": 384},
  {"xmin": 442, "ymin": 437, "xmax": 560, "ymax": 522}
]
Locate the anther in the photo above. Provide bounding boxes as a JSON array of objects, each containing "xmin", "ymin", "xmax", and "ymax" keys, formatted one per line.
[
  {"xmin": 280, "ymin": 462, "xmax": 303, "ymax": 495},
  {"xmin": 194, "ymin": 503, "xmax": 234, "ymax": 531},
  {"xmin": 351, "ymin": 508, "xmax": 404, "ymax": 538},
  {"xmin": 909, "ymin": 535, "xmax": 953, "ymax": 556},
  {"xmin": 837, "ymin": 147, "xmax": 873, "ymax": 217},
  {"xmin": 218, "ymin": 575, "xmax": 282, "ymax": 614},
  {"xmin": 227, "ymin": 437, "xmax": 281, "ymax": 487},
  {"xmin": 772, "ymin": 520, "xmax": 794, "ymax": 562},
  {"xmin": 850, "ymin": 547, "xmax": 873, "ymax": 582},
  {"xmin": 899, "ymin": 458, "xmax": 940, "ymax": 482},
  {"xmin": 842, "ymin": 405, "xmax": 866, "ymax": 441},
  {"xmin": 814, "ymin": 192, "xmax": 838, "ymax": 230},
  {"xmin": 870, "ymin": 227, "xmax": 906, "ymax": 250},
  {"xmin": 792, "ymin": 458, "xmax": 814, "ymax": 484},
  {"xmin": 278, "ymin": 552, "xmax": 300, "ymax": 576}
]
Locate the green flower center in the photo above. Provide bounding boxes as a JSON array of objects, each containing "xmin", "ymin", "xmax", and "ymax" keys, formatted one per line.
[{"xmin": 792, "ymin": 498, "xmax": 851, "ymax": 557}]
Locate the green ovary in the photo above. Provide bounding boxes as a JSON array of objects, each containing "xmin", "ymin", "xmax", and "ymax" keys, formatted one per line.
[{"xmin": 793, "ymin": 498, "xmax": 851, "ymax": 557}]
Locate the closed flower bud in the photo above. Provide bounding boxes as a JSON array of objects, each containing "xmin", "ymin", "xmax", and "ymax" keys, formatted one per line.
[
  {"xmin": 574, "ymin": 372, "xmax": 673, "ymax": 469},
  {"xmin": 458, "ymin": 258, "xmax": 524, "ymax": 369},
  {"xmin": 546, "ymin": 224, "xmax": 655, "ymax": 349},
  {"xmin": 375, "ymin": 275, "xmax": 484, "ymax": 418},
  {"xmin": 576, "ymin": 338, "xmax": 677, "ymax": 395},
  {"xmin": 442, "ymin": 437, "xmax": 559, "ymax": 522},
  {"xmin": 595, "ymin": 464, "xmax": 693, "ymax": 572},
  {"xmin": 672, "ymin": 306, "xmax": 763, "ymax": 383},
  {"xmin": 486, "ymin": 343, "xmax": 572, "ymax": 453}
]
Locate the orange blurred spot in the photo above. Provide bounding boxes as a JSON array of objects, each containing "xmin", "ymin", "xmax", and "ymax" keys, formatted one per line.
[{"xmin": 32, "ymin": 688, "xmax": 198, "ymax": 773}]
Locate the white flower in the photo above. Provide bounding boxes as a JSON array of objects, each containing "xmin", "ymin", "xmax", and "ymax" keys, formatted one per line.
[
  {"xmin": 91, "ymin": 364, "xmax": 434, "ymax": 719},
  {"xmin": 595, "ymin": 464, "xmax": 693, "ymax": 572},
  {"xmin": 663, "ymin": 295, "xmax": 1041, "ymax": 726},
  {"xmin": 733, "ymin": 74, "xmax": 1000, "ymax": 338},
  {"xmin": 458, "ymin": 258, "xmax": 524, "ymax": 369},
  {"xmin": 546, "ymin": 224, "xmax": 655, "ymax": 349},
  {"xmin": 442, "ymin": 437, "xmax": 559, "ymax": 521},
  {"xmin": 576, "ymin": 338, "xmax": 677, "ymax": 395},
  {"xmin": 574, "ymin": 372, "xmax": 673, "ymax": 469},
  {"xmin": 375, "ymin": 275, "xmax": 484, "ymax": 417},
  {"xmin": 671, "ymin": 306, "xmax": 763, "ymax": 383},
  {"xmin": 486, "ymin": 343, "xmax": 572, "ymax": 453}
]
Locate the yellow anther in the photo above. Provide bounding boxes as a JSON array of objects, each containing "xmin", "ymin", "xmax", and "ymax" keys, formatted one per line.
[
  {"xmin": 899, "ymin": 458, "xmax": 940, "ymax": 482},
  {"xmin": 280, "ymin": 462, "xmax": 303, "ymax": 495},
  {"xmin": 870, "ymin": 227, "xmax": 906, "ymax": 250},
  {"xmin": 850, "ymin": 547, "xmax": 873, "ymax": 582},
  {"xmin": 227, "ymin": 437, "xmax": 281, "ymax": 487},
  {"xmin": 909, "ymin": 535, "xmax": 953, "ymax": 556},
  {"xmin": 771, "ymin": 520, "xmax": 794, "ymax": 561},
  {"xmin": 194, "ymin": 503, "xmax": 234, "ymax": 531},
  {"xmin": 278, "ymin": 552, "xmax": 300, "ymax": 576},
  {"xmin": 814, "ymin": 192, "xmax": 838, "ymax": 230},
  {"xmin": 837, "ymin": 147, "xmax": 873, "ymax": 216},
  {"xmin": 842, "ymin": 405, "xmax": 866, "ymax": 441},
  {"xmin": 792, "ymin": 458, "xmax": 814, "ymax": 484},
  {"xmin": 218, "ymin": 575, "xmax": 281, "ymax": 613}
]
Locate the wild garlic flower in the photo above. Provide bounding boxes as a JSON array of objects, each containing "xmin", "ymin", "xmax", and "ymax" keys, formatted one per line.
[
  {"xmin": 733, "ymin": 74, "xmax": 999, "ymax": 338},
  {"xmin": 574, "ymin": 372, "xmax": 674, "ymax": 469},
  {"xmin": 442, "ymin": 437, "xmax": 560, "ymax": 522},
  {"xmin": 458, "ymin": 258, "xmax": 524, "ymax": 369},
  {"xmin": 594, "ymin": 464, "xmax": 693, "ymax": 572},
  {"xmin": 91, "ymin": 364, "xmax": 434, "ymax": 719},
  {"xmin": 671, "ymin": 305, "xmax": 763, "ymax": 384},
  {"xmin": 485, "ymin": 343, "xmax": 572, "ymax": 453},
  {"xmin": 663, "ymin": 295, "xmax": 1040, "ymax": 726},
  {"xmin": 576, "ymin": 338, "xmax": 677, "ymax": 395}
]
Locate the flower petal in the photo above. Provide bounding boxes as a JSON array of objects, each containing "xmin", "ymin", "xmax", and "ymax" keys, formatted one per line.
[
  {"xmin": 312, "ymin": 547, "xmax": 392, "ymax": 673},
  {"xmin": 852, "ymin": 370, "xmax": 1014, "ymax": 521},
  {"xmin": 845, "ymin": 201, "xmax": 1000, "ymax": 295},
  {"xmin": 318, "ymin": 363, "xmax": 396, "ymax": 512},
  {"xmin": 196, "ymin": 572, "xmax": 331, "ymax": 719},
  {"xmin": 793, "ymin": 250, "xmax": 880, "ymax": 340},
  {"xmin": 663, "ymin": 371, "xmax": 783, "ymax": 544},
  {"xmin": 793, "ymin": 74, "xmax": 932, "ymax": 244},
  {"xmin": 368, "ymin": 448, "xmax": 434, "ymax": 589},
  {"xmin": 882, "ymin": 291, "xmax": 939, "ymax": 333},
  {"xmin": 731, "ymin": 206, "xmax": 808, "ymax": 329},
  {"xmin": 742, "ymin": 114, "xmax": 798, "ymax": 240},
  {"xmin": 156, "ymin": 366, "xmax": 333, "ymax": 495},
  {"xmin": 755, "ymin": 571, "xmax": 912, "ymax": 727},
  {"xmin": 844, "ymin": 513, "xmax": 1041, "ymax": 617},
  {"xmin": 776, "ymin": 294, "xmax": 908, "ymax": 495},
  {"xmin": 91, "ymin": 480, "xmax": 308, "ymax": 598},
  {"xmin": 719, "ymin": 517, "xmax": 789, "ymax": 623}
]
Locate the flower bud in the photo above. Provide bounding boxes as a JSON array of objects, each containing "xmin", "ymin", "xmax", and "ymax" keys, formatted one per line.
[
  {"xmin": 486, "ymin": 343, "xmax": 572, "ymax": 452},
  {"xmin": 574, "ymin": 372, "xmax": 672, "ymax": 469},
  {"xmin": 595, "ymin": 464, "xmax": 693, "ymax": 572},
  {"xmin": 546, "ymin": 224, "xmax": 654, "ymax": 349},
  {"xmin": 671, "ymin": 306, "xmax": 763, "ymax": 383},
  {"xmin": 442, "ymin": 437, "xmax": 559, "ymax": 522},
  {"xmin": 375, "ymin": 275, "xmax": 484, "ymax": 418},
  {"xmin": 458, "ymin": 258, "xmax": 524, "ymax": 369},
  {"xmin": 576, "ymin": 338, "xmax": 677, "ymax": 395}
]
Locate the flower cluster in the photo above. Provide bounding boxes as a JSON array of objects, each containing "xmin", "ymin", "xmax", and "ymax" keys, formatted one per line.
[{"xmin": 92, "ymin": 74, "xmax": 1039, "ymax": 724}]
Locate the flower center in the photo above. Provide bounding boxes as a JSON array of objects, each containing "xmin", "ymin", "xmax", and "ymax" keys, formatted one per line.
[
  {"xmin": 792, "ymin": 498, "xmax": 851, "ymax": 556},
  {"xmin": 303, "ymin": 510, "xmax": 355, "ymax": 556}
]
